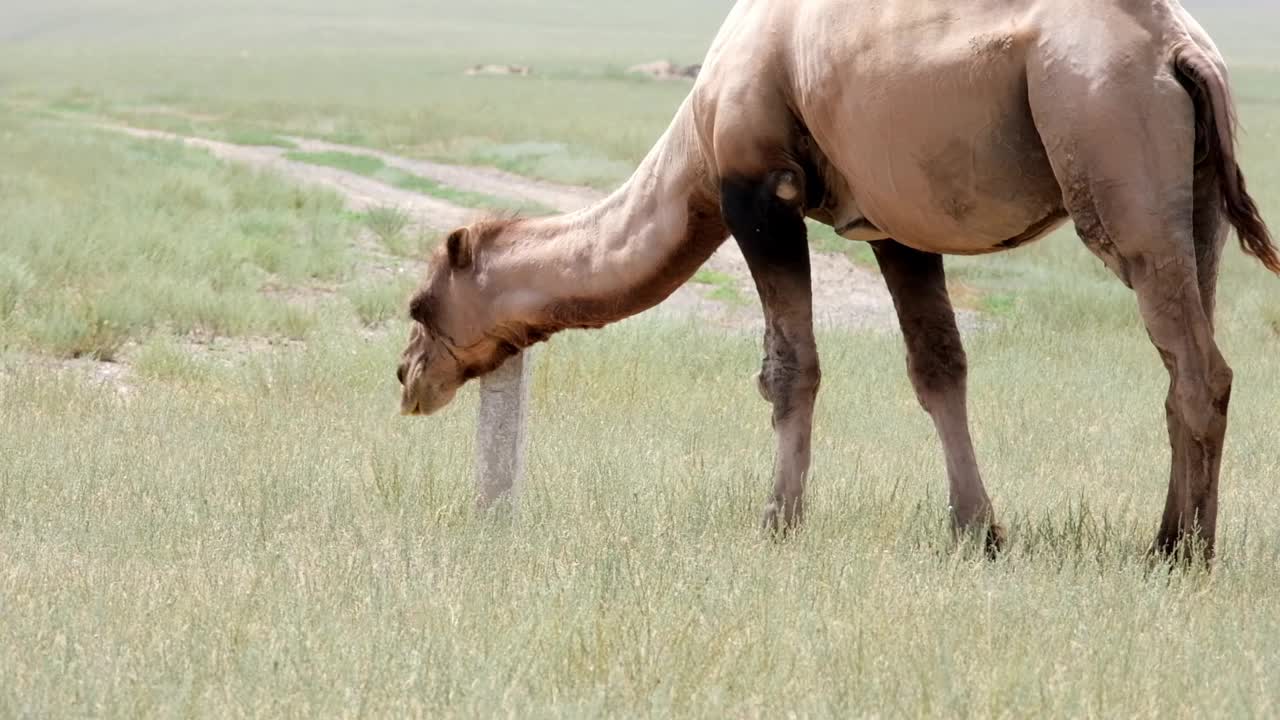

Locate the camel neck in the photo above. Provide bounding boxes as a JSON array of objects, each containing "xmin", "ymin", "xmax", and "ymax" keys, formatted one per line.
[{"xmin": 490, "ymin": 97, "xmax": 728, "ymax": 335}]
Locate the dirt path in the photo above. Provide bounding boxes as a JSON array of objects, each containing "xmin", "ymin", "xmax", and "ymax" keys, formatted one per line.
[
  {"xmin": 286, "ymin": 137, "xmax": 602, "ymax": 215},
  {"xmin": 104, "ymin": 125, "xmax": 475, "ymax": 229},
  {"xmin": 99, "ymin": 122, "xmax": 913, "ymax": 332}
]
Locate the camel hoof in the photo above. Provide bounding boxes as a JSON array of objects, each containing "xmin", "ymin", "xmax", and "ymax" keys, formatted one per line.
[
  {"xmin": 985, "ymin": 523, "xmax": 1007, "ymax": 559},
  {"xmin": 1150, "ymin": 532, "xmax": 1181, "ymax": 560},
  {"xmin": 1149, "ymin": 532, "xmax": 1213, "ymax": 568},
  {"xmin": 762, "ymin": 500, "xmax": 803, "ymax": 537},
  {"xmin": 954, "ymin": 518, "xmax": 1005, "ymax": 559}
]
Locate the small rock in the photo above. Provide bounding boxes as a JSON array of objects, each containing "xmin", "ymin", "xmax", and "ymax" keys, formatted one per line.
[
  {"xmin": 465, "ymin": 64, "xmax": 533, "ymax": 77},
  {"xmin": 626, "ymin": 60, "xmax": 700, "ymax": 81}
]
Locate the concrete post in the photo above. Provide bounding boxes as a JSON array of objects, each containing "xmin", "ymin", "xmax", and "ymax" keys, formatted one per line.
[{"xmin": 474, "ymin": 351, "xmax": 533, "ymax": 508}]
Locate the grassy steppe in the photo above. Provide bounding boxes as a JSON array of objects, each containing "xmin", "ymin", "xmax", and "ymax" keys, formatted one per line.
[{"xmin": 2, "ymin": 1, "xmax": 1280, "ymax": 716}]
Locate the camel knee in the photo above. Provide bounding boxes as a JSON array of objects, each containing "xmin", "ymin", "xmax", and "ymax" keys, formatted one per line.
[
  {"xmin": 1176, "ymin": 358, "xmax": 1232, "ymax": 442},
  {"xmin": 758, "ymin": 348, "xmax": 820, "ymax": 415},
  {"xmin": 906, "ymin": 334, "xmax": 967, "ymax": 412}
]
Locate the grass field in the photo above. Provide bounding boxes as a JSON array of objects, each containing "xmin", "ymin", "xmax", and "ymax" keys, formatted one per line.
[
  {"xmin": 0, "ymin": 109, "xmax": 364, "ymax": 358},
  {"xmin": 3, "ymin": 1, "xmax": 1280, "ymax": 717}
]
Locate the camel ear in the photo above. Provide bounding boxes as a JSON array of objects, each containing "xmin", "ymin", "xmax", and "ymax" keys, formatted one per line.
[
  {"xmin": 446, "ymin": 228, "xmax": 473, "ymax": 270},
  {"xmin": 408, "ymin": 292, "xmax": 431, "ymax": 323}
]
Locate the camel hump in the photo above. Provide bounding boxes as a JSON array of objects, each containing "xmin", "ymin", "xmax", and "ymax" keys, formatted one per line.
[{"xmin": 1172, "ymin": 42, "xmax": 1280, "ymax": 274}]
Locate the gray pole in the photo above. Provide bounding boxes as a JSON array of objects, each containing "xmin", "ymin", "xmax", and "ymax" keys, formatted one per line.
[{"xmin": 474, "ymin": 351, "xmax": 533, "ymax": 508}]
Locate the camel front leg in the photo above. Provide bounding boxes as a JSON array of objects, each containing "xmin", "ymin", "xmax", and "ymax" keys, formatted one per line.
[
  {"xmin": 721, "ymin": 174, "xmax": 820, "ymax": 533},
  {"xmin": 871, "ymin": 241, "xmax": 1003, "ymax": 553}
]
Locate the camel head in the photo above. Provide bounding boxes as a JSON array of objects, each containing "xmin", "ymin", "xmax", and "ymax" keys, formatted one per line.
[{"xmin": 398, "ymin": 221, "xmax": 531, "ymax": 416}]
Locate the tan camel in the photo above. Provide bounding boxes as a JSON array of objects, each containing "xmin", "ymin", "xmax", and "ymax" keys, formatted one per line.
[{"xmin": 399, "ymin": 0, "xmax": 1277, "ymax": 560}]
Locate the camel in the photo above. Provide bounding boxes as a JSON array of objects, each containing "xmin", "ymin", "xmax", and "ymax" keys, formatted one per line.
[{"xmin": 399, "ymin": 0, "xmax": 1278, "ymax": 560}]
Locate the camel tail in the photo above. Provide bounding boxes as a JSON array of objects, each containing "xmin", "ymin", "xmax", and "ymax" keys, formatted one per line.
[{"xmin": 1173, "ymin": 43, "xmax": 1280, "ymax": 275}]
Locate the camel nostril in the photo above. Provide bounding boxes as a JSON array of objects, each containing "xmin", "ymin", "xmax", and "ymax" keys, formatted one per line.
[{"xmin": 397, "ymin": 365, "xmax": 407, "ymax": 385}]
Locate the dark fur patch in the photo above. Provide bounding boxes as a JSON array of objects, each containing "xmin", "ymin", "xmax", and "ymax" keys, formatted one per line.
[
  {"xmin": 408, "ymin": 293, "xmax": 434, "ymax": 323},
  {"xmin": 721, "ymin": 174, "xmax": 809, "ymax": 273},
  {"xmin": 919, "ymin": 139, "xmax": 977, "ymax": 223},
  {"xmin": 794, "ymin": 131, "xmax": 828, "ymax": 210}
]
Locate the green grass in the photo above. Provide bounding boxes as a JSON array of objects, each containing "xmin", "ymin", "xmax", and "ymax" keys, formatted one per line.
[
  {"xmin": 356, "ymin": 207, "xmax": 441, "ymax": 259},
  {"xmin": 3, "ymin": 1, "xmax": 1280, "ymax": 715},
  {"xmin": 3, "ymin": 310, "xmax": 1280, "ymax": 716},
  {"xmin": 0, "ymin": 259, "xmax": 35, "ymax": 320},
  {"xmin": 808, "ymin": 221, "xmax": 878, "ymax": 267},
  {"xmin": 980, "ymin": 292, "xmax": 1020, "ymax": 316},
  {"xmin": 361, "ymin": 205, "xmax": 412, "ymax": 248},
  {"xmin": 391, "ymin": 170, "xmax": 558, "ymax": 216},
  {"xmin": 692, "ymin": 269, "xmax": 735, "ymax": 286},
  {"xmin": 130, "ymin": 334, "xmax": 216, "ymax": 384},
  {"xmin": 0, "ymin": 109, "xmax": 358, "ymax": 357},
  {"xmin": 343, "ymin": 276, "xmax": 419, "ymax": 327},
  {"xmin": 691, "ymin": 268, "xmax": 746, "ymax": 306},
  {"xmin": 381, "ymin": 226, "xmax": 438, "ymax": 259},
  {"xmin": 284, "ymin": 149, "xmax": 385, "ymax": 176},
  {"xmin": 224, "ymin": 128, "xmax": 298, "ymax": 149}
]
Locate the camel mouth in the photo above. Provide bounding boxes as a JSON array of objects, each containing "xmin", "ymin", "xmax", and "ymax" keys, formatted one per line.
[
  {"xmin": 402, "ymin": 395, "xmax": 451, "ymax": 418},
  {"xmin": 399, "ymin": 366, "xmax": 425, "ymax": 416},
  {"xmin": 399, "ymin": 374, "xmax": 455, "ymax": 418},
  {"xmin": 400, "ymin": 388, "xmax": 440, "ymax": 417},
  {"xmin": 400, "ymin": 393, "xmax": 445, "ymax": 417},
  {"xmin": 400, "ymin": 396, "xmax": 423, "ymax": 417}
]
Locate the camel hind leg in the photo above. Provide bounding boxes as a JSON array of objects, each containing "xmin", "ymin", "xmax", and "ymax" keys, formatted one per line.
[
  {"xmin": 1029, "ymin": 55, "xmax": 1231, "ymax": 561},
  {"xmin": 1153, "ymin": 132, "xmax": 1233, "ymax": 558}
]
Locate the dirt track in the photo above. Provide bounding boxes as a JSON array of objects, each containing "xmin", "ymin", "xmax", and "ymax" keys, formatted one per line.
[
  {"xmin": 106, "ymin": 125, "xmax": 475, "ymax": 229},
  {"xmin": 101, "ymin": 123, "xmax": 910, "ymax": 332}
]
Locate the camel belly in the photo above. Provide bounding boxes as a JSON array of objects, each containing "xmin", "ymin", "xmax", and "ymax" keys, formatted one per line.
[
  {"xmin": 837, "ymin": 151, "xmax": 1067, "ymax": 254},
  {"xmin": 862, "ymin": 109, "xmax": 1066, "ymax": 253},
  {"xmin": 792, "ymin": 4, "xmax": 1069, "ymax": 253},
  {"xmin": 822, "ymin": 89, "xmax": 1067, "ymax": 253},
  {"xmin": 817, "ymin": 109, "xmax": 1067, "ymax": 253}
]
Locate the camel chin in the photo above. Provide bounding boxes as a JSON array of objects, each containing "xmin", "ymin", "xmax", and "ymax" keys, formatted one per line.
[{"xmin": 400, "ymin": 383, "xmax": 457, "ymax": 417}]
